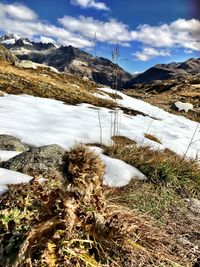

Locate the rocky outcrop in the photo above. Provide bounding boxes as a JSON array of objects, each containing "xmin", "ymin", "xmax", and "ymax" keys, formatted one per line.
[
  {"xmin": 2, "ymin": 144, "xmax": 66, "ymax": 178},
  {"xmin": 0, "ymin": 134, "xmax": 30, "ymax": 151},
  {"xmin": 0, "ymin": 44, "xmax": 17, "ymax": 64}
]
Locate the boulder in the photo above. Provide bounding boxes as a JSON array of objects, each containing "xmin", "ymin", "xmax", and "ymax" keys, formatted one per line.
[
  {"xmin": 2, "ymin": 144, "xmax": 66, "ymax": 179},
  {"xmin": 0, "ymin": 134, "xmax": 30, "ymax": 151}
]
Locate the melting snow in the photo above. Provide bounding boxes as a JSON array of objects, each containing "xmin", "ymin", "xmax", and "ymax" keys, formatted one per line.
[
  {"xmin": 0, "ymin": 92, "xmax": 199, "ymax": 159},
  {"xmin": 0, "ymin": 150, "xmax": 22, "ymax": 162},
  {"xmin": 0, "ymin": 89, "xmax": 199, "ymax": 190},
  {"xmin": 0, "ymin": 168, "xmax": 33, "ymax": 195},
  {"xmin": 92, "ymin": 147, "xmax": 147, "ymax": 187}
]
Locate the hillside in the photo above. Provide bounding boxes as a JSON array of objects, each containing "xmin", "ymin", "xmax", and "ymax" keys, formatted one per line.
[
  {"xmin": 0, "ymin": 34, "xmax": 132, "ymax": 88},
  {"xmin": 0, "ymin": 45, "xmax": 200, "ymax": 266},
  {"xmin": 0, "ymin": 44, "xmax": 17, "ymax": 64},
  {"xmin": 125, "ymin": 74, "xmax": 200, "ymax": 122},
  {"xmin": 124, "ymin": 58, "xmax": 200, "ymax": 87}
]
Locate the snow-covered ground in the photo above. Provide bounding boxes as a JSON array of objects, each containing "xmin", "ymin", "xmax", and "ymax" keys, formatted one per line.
[
  {"xmin": 0, "ymin": 90, "xmax": 199, "ymax": 159},
  {"xmin": 92, "ymin": 147, "xmax": 147, "ymax": 187},
  {"xmin": 0, "ymin": 89, "xmax": 199, "ymax": 191}
]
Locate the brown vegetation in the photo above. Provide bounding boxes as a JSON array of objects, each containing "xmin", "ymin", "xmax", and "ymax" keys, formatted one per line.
[
  {"xmin": 0, "ymin": 61, "xmax": 116, "ymax": 109},
  {"xmin": 1, "ymin": 145, "xmax": 198, "ymax": 266},
  {"xmin": 144, "ymin": 133, "xmax": 162, "ymax": 144}
]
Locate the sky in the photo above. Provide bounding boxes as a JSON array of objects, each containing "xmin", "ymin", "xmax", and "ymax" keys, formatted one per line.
[{"xmin": 0, "ymin": 0, "xmax": 199, "ymax": 73}]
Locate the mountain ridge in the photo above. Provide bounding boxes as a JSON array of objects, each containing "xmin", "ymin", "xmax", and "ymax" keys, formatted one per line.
[
  {"xmin": 124, "ymin": 57, "xmax": 200, "ymax": 88},
  {"xmin": 0, "ymin": 34, "xmax": 132, "ymax": 88}
]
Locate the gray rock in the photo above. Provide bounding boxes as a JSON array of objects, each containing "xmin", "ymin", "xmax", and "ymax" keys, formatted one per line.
[
  {"xmin": 0, "ymin": 134, "xmax": 30, "ymax": 151},
  {"xmin": 2, "ymin": 144, "xmax": 66, "ymax": 179},
  {"xmin": 188, "ymin": 198, "xmax": 200, "ymax": 214}
]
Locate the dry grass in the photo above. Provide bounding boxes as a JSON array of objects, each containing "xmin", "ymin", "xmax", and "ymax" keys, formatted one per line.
[
  {"xmin": 0, "ymin": 145, "xmax": 195, "ymax": 267},
  {"xmin": 0, "ymin": 61, "xmax": 167, "ymax": 120},
  {"xmin": 144, "ymin": 133, "xmax": 162, "ymax": 144},
  {"xmin": 104, "ymin": 144, "xmax": 200, "ymax": 265},
  {"xmin": 111, "ymin": 135, "xmax": 136, "ymax": 145},
  {"xmin": 0, "ymin": 61, "xmax": 116, "ymax": 109},
  {"xmin": 104, "ymin": 144, "xmax": 200, "ymax": 193}
]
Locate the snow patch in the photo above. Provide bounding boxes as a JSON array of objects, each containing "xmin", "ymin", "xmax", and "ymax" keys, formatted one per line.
[
  {"xmin": 0, "ymin": 92, "xmax": 199, "ymax": 161},
  {"xmin": 0, "ymin": 168, "xmax": 33, "ymax": 195},
  {"xmin": 0, "ymin": 150, "xmax": 22, "ymax": 162},
  {"xmin": 91, "ymin": 147, "xmax": 147, "ymax": 186},
  {"xmin": 174, "ymin": 101, "xmax": 193, "ymax": 113}
]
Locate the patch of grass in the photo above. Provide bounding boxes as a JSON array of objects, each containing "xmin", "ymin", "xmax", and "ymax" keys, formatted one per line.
[
  {"xmin": 104, "ymin": 144, "xmax": 200, "ymax": 265},
  {"xmin": 111, "ymin": 135, "xmax": 136, "ymax": 146},
  {"xmin": 144, "ymin": 133, "xmax": 162, "ymax": 144},
  {"xmin": 106, "ymin": 180, "xmax": 184, "ymax": 223},
  {"xmin": 104, "ymin": 144, "xmax": 200, "ymax": 194}
]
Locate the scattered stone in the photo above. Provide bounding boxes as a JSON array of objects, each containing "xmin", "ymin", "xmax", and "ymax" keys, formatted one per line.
[
  {"xmin": 188, "ymin": 198, "xmax": 200, "ymax": 214},
  {"xmin": 0, "ymin": 134, "xmax": 30, "ymax": 151},
  {"xmin": 2, "ymin": 144, "xmax": 66, "ymax": 179}
]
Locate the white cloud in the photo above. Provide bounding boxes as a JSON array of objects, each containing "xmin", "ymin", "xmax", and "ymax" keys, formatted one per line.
[
  {"xmin": 0, "ymin": 2, "xmax": 199, "ymax": 59},
  {"xmin": 133, "ymin": 47, "xmax": 171, "ymax": 61},
  {"xmin": 0, "ymin": 3, "xmax": 94, "ymax": 48},
  {"xmin": 59, "ymin": 16, "xmax": 133, "ymax": 45},
  {"xmin": 35, "ymin": 36, "xmax": 56, "ymax": 44},
  {"xmin": 70, "ymin": 0, "xmax": 109, "ymax": 10},
  {"xmin": 131, "ymin": 19, "xmax": 200, "ymax": 51},
  {"xmin": 131, "ymin": 24, "xmax": 174, "ymax": 48},
  {"xmin": 0, "ymin": 3, "xmax": 37, "ymax": 21}
]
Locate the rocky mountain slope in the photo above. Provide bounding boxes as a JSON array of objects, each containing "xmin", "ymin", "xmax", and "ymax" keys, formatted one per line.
[
  {"xmin": 0, "ymin": 43, "xmax": 17, "ymax": 64},
  {"xmin": 124, "ymin": 58, "xmax": 200, "ymax": 87},
  {"xmin": 0, "ymin": 34, "xmax": 132, "ymax": 87}
]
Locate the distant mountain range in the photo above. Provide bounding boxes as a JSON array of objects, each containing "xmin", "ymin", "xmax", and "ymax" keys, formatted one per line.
[
  {"xmin": 124, "ymin": 58, "xmax": 200, "ymax": 88},
  {"xmin": 0, "ymin": 34, "xmax": 199, "ymax": 89},
  {"xmin": 0, "ymin": 34, "xmax": 132, "ymax": 88}
]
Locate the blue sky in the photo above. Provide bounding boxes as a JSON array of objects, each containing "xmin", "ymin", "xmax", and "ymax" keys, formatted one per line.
[{"xmin": 0, "ymin": 0, "xmax": 199, "ymax": 73}]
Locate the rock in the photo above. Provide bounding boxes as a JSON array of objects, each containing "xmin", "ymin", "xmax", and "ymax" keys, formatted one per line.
[
  {"xmin": 0, "ymin": 90, "xmax": 4, "ymax": 96},
  {"xmin": 188, "ymin": 198, "xmax": 200, "ymax": 214},
  {"xmin": 0, "ymin": 134, "xmax": 30, "ymax": 151},
  {"xmin": 2, "ymin": 144, "xmax": 66, "ymax": 179}
]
